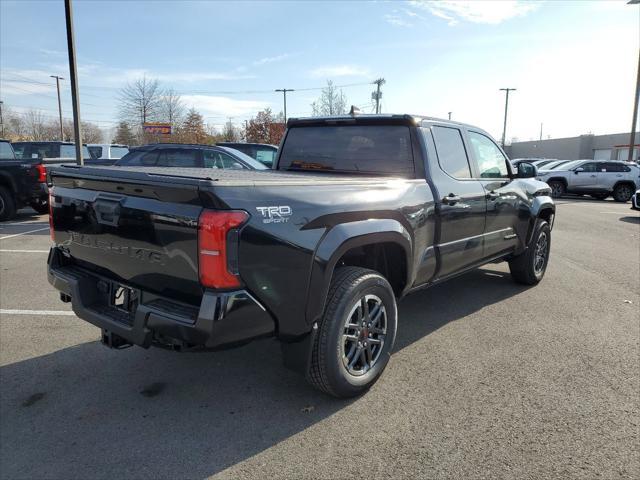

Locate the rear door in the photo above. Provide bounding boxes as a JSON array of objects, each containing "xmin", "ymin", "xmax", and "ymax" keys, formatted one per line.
[
  {"xmin": 467, "ymin": 130, "xmax": 523, "ymax": 258},
  {"xmin": 425, "ymin": 125, "xmax": 487, "ymax": 279},
  {"xmin": 596, "ymin": 162, "xmax": 626, "ymax": 190}
]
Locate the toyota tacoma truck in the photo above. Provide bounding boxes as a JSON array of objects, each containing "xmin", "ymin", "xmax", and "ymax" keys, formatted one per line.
[{"xmin": 47, "ymin": 114, "xmax": 555, "ymax": 397}]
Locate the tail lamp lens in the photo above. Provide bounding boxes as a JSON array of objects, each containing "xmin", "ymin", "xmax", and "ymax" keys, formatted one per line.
[
  {"xmin": 36, "ymin": 164, "xmax": 47, "ymax": 183},
  {"xmin": 198, "ymin": 210, "xmax": 248, "ymax": 289}
]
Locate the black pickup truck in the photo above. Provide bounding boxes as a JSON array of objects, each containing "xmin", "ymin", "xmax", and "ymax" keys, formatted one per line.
[
  {"xmin": 0, "ymin": 140, "xmax": 49, "ymax": 220},
  {"xmin": 47, "ymin": 114, "xmax": 555, "ymax": 397}
]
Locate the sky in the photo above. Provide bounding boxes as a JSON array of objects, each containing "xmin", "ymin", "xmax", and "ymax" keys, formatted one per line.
[{"xmin": 0, "ymin": 0, "xmax": 638, "ymax": 142}]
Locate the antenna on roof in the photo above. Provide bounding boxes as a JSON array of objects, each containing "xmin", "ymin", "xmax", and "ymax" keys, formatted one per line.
[{"xmin": 349, "ymin": 105, "xmax": 361, "ymax": 116}]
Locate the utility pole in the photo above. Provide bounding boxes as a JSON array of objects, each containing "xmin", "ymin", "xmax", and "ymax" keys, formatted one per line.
[
  {"xmin": 448, "ymin": 112, "xmax": 452, "ymax": 120},
  {"xmin": 0, "ymin": 101, "xmax": 4, "ymax": 138},
  {"xmin": 499, "ymin": 88, "xmax": 516, "ymax": 147},
  {"xmin": 50, "ymin": 75, "xmax": 65, "ymax": 141},
  {"xmin": 371, "ymin": 78, "xmax": 386, "ymax": 114},
  {"xmin": 275, "ymin": 88, "xmax": 294, "ymax": 123},
  {"xmin": 628, "ymin": 47, "xmax": 640, "ymax": 162},
  {"xmin": 64, "ymin": 0, "xmax": 83, "ymax": 165}
]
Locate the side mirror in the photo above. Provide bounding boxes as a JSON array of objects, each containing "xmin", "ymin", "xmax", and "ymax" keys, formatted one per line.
[
  {"xmin": 574, "ymin": 167, "xmax": 584, "ymax": 173},
  {"xmin": 517, "ymin": 162, "xmax": 537, "ymax": 178}
]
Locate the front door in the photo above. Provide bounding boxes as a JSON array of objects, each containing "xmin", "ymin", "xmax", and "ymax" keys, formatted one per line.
[
  {"xmin": 466, "ymin": 130, "xmax": 523, "ymax": 258},
  {"xmin": 572, "ymin": 162, "xmax": 598, "ymax": 191},
  {"xmin": 424, "ymin": 125, "xmax": 487, "ymax": 280}
]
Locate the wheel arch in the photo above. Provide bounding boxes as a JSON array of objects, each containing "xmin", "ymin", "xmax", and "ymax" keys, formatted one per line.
[{"xmin": 0, "ymin": 172, "xmax": 18, "ymax": 193}]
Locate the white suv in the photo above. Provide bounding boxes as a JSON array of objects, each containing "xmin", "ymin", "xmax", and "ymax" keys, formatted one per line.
[{"xmin": 537, "ymin": 160, "xmax": 639, "ymax": 202}]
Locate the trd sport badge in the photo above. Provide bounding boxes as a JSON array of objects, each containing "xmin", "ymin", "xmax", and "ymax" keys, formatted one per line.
[{"xmin": 256, "ymin": 205, "xmax": 292, "ymax": 224}]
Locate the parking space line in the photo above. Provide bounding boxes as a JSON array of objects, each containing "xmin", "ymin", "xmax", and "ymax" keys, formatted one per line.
[
  {"xmin": 0, "ymin": 227, "xmax": 50, "ymax": 240},
  {"xmin": 0, "ymin": 309, "xmax": 75, "ymax": 316},
  {"xmin": 0, "ymin": 249, "xmax": 49, "ymax": 253},
  {"xmin": 0, "ymin": 222, "xmax": 49, "ymax": 227}
]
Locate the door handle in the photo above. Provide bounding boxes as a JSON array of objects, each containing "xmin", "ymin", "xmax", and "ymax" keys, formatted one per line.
[
  {"xmin": 590, "ymin": 175, "xmax": 596, "ymax": 178},
  {"xmin": 442, "ymin": 194, "xmax": 461, "ymax": 205},
  {"xmin": 486, "ymin": 191, "xmax": 499, "ymax": 200}
]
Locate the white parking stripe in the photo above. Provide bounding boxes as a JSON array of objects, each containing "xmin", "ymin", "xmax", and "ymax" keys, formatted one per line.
[
  {"xmin": 0, "ymin": 309, "xmax": 75, "ymax": 316},
  {"xmin": 0, "ymin": 227, "xmax": 50, "ymax": 240},
  {"xmin": 0, "ymin": 249, "xmax": 49, "ymax": 253},
  {"xmin": 0, "ymin": 222, "xmax": 49, "ymax": 226}
]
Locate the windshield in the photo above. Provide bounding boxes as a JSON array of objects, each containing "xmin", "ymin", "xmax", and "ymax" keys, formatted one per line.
[
  {"xmin": 560, "ymin": 160, "xmax": 586, "ymax": 170},
  {"xmin": 279, "ymin": 125, "xmax": 414, "ymax": 175},
  {"xmin": 547, "ymin": 160, "xmax": 571, "ymax": 170},
  {"xmin": 219, "ymin": 146, "xmax": 267, "ymax": 170}
]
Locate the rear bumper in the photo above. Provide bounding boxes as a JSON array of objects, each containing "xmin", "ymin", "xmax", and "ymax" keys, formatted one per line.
[{"xmin": 47, "ymin": 247, "xmax": 275, "ymax": 350}]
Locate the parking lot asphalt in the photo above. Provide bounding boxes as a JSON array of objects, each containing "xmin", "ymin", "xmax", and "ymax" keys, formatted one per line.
[{"xmin": 0, "ymin": 198, "xmax": 638, "ymax": 480}]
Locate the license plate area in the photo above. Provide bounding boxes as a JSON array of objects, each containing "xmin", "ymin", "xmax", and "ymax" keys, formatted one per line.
[{"xmin": 111, "ymin": 283, "xmax": 139, "ymax": 313}]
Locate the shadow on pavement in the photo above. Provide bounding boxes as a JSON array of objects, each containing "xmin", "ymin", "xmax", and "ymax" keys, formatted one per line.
[
  {"xmin": 0, "ymin": 268, "xmax": 529, "ymax": 479},
  {"xmin": 619, "ymin": 215, "xmax": 640, "ymax": 224}
]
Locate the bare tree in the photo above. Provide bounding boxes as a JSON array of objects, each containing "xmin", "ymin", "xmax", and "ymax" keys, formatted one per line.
[
  {"xmin": 118, "ymin": 76, "xmax": 162, "ymax": 127},
  {"xmin": 311, "ymin": 81, "xmax": 348, "ymax": 116},
  {"xmin": 160, "ymin": 88, "xmax": 185, "ymax": 128},
  {"xmin": 24, "ymin": 109, "xmax": 48, "ymax": 141},
  {"xmin": 222, "ymin": 119, "xmax": 240, "ymax": 142}
]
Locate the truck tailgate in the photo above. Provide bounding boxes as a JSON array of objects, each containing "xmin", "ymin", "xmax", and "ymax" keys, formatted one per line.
[{"xmin": 50, "ymin": 168, "xmax": 205, "ymax": 304}]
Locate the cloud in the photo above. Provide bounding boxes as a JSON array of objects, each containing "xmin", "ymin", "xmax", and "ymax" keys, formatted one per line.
[
  {"xmin": 385, "ymin": 13, "xmax": 414, "ymax": 27},
  {"xmin": 253, "ymin": 53, "xmax": 291, "ymax": 66},
  {"xmin": 309, "ymin": 65, "xmax": 371, "ymax": 78},
  {"xmin": 410, "ymin": 0, "xmax": 538, "ymax": 25},
  {"xmin": 181, "ymin": 95, "xmax": 270, "ymax": 118}
]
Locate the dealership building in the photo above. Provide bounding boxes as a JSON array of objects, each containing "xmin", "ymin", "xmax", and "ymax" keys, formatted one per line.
[{"xmin": 505, "ymin": 132, "xmax": 639, "ymax": 162}]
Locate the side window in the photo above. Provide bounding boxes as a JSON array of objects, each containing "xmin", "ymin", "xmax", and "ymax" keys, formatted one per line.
[
  {"xmin": 12, "ymin": 144, "xmax": 26, "ymax": 159},
  {"xmin": 0, "ymin": 142, "xmax": 15, "ymax": 160},
  {"xmin": 60, "ymin": 145, "xmax": 76, "ymax": 158},
  {"xmin": 431, "ymin": 126, "xmax": 471, "ymax": 179},
  {"xmin": 468, "ymin": 132, "xmax": 510, "ymax": 179},
  {"xmin": 203, "ymin": 150, "xmax": 246, "ymax": 169},
  {"xmin": 581, "ymin": 162, "xmax": 598, "ymax": 172},
  {"xmin": 602, "ymin": 162, "xmax": 624, "ymax": 173},
  {"xmin": 156, "ymin": 149, "xmax": 199, "ymax": 167},
  {"xmin": 88, "ymin": 146, "xmax": 102, "ymax": 159}
]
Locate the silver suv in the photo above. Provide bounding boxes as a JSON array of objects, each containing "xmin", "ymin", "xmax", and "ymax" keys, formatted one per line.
[{"xmin": 536, "ymin": 160, "xmax": 639, "ymax": 202}]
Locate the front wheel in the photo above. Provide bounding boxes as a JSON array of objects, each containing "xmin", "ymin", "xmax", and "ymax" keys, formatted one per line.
[
  {"xmin": 307, "ymin": 267, "xmax": 398, "ymax": 398},
  {"xmin": 613, "ymin": 184, "xmax": 633, "ymax": 203},
  {"xmin": 548, "ymin": 181, "xmax": 565, "ymax": 199},
  {"xmin": 508, "ymin": 220, "xmax": 551, "ymax": 285},
  {"xmin": 0, "ymin": 186, "xmax": 17, "ymax": 221}
]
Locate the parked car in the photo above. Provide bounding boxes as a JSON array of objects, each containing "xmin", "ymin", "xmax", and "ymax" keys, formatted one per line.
[
  {"xmin": 0, "ymin": 140, "xmax": 48, "ymax": 220},
  {"xmin": 632, "ymin": 189, "xmax": 640, "ymax": 211},
  {"xmin": 88, "ymin": 144, "xmax": 129, "ymax": 162},
  {"xmin": 47, "ymin": 114, "xmax": 554, "ymax": 397},
  {"xmin": 539, "ymin": 160, "xmax": 571, "ymax": 170},
  {"xmin": 216, "ymin": 142, "xmax": 278, "ymax": 167},
  {"xmin": 12, "ymin": 141, "xmax": 93, "ymax": 164},
  {"xmin": 537, "ymin": 160, "xmax": 639, "ymax": 201},
  {"xmin": 114, "ymin": 143, "xmax": 267, "ymax": 170}
]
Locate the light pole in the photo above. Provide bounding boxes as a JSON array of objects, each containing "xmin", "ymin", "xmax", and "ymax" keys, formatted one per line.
[
  {"xmin": 50, "ymin": 75, "xmax": 64, "ymax": 141},
  {"xmin": 628, "ymin": 48, "xmax": 640, "ymax": 162},
  {"xmin": 448, "ymin": 112, "xmax": 452, "ymax": 120},
  {"xmin": 0, "ymin": 101, "xmax": 4, "ymax": 138},
  {"xmin": 500, "ymin": 88, "xmax": 516, "ymax": 147},
  {"xmin": 275, "ymin": 88, "xmax": 294, "ymax": 123},
  {"xmin": 64, "ymin": 0, "xmax": 83, "ymax": 165}
]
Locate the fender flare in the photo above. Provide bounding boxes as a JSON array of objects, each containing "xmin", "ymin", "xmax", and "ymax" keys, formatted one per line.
[
  {"xmin": 612, "ymin": 180, "xmax": 637, "ymax": 192},
  {"xmin": 525, "ymin": 196, "xmax": 555, "ymax": 246},
  {"xmin": 0, "ymin": 171, "xmax": 18, "ymax": 193},
  {"xmin": 305, "ymin": 218, "xmax": 413, "ymax": 327}
]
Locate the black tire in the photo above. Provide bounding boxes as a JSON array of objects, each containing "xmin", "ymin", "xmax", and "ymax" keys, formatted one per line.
[
  {"xmin": 307, "ymin": 267, "xmax": 398, "ymax": 398},
  {"xmin": 613, "ymin": 184, "xmax": 633, "ymax": 203},
  {"xmin": 0, "ymin": 186, "xmax": 17, "ymax": 221},
  {"xmin": 591, "ymin": 193, "xmax": 608, "ymax": 200},
  {"xmin": 548, "ymin": 180, "xmax": 565, "ymax": 199},
  {"xmin": 509, "ymin": 220, "xmax": 551, "ymax": 285},
  {"xmin": 30, "ymin": 198, "xmax": 49, "ymax": 214}
]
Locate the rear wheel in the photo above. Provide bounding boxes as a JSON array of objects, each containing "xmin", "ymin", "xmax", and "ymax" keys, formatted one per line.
[
  {"xmin": 307, "ymin": 267, "xmax": 397, "ymax": 398},
  {"xmin": 548, "ymin": 181, "xmax": 565, "ymax": 198},
  {"xmin": 0, "ymin": 186, "xmax": 17, "ymax": 221},
  {"xmin": 613, "ymin": 184, "xmax": 633, "ymax": 203},
  {"xmin": 30, "ymin": 198, "xmax": 49, "ymax": 214},
  {"xmin": 509, "ymin": 220, "xmax": 551, "ymax": 285}
]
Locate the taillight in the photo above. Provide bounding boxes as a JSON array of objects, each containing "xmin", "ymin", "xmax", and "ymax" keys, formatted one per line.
[
  {"xmin": 49, "ymin": 190, "xmax": 55, "ymax": 242},
  {"xmin": 198, "ymin": 210, "xmax": 248, "ymax": 289},
  {"xmin": 36, "ymin": 164, "xmax": 47, "ymax": 183}
]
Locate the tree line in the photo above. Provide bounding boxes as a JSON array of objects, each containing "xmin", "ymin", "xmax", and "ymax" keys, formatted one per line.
[{"xmin": 1, "ymin": 77, "xmax": 351, "ymax": 146}]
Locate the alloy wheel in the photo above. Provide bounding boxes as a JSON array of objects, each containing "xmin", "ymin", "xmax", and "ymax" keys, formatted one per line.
[
  {"xmin": 534, "ymin": 231, "xmax": 549, "ymax": 275},
  {"xmin": 341, "ymin": 294, "xmax": 387, "ymax": 376}
]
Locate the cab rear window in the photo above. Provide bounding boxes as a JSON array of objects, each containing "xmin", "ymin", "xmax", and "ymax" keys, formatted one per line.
[{"xmin": 279, "ymin": 125, "xmax": 414, "ymax": 175}]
